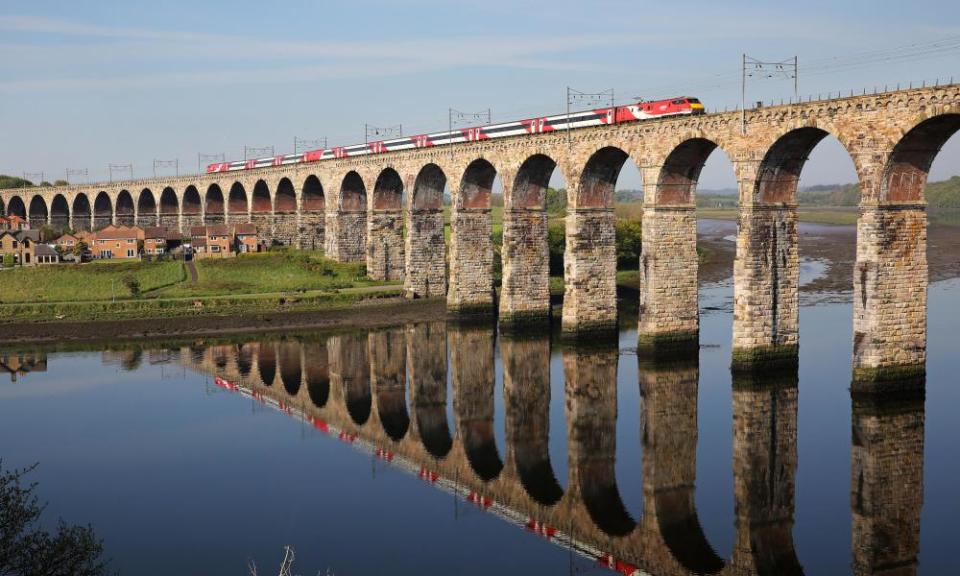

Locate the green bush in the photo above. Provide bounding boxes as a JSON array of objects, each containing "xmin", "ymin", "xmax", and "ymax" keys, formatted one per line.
[
  {"xmin": 616, "ymin": 219, "xmax": 643, "ymax": 269},
  {"xmin": 547, "ymin": 223, "xmax": 565, "ymax": 276}
]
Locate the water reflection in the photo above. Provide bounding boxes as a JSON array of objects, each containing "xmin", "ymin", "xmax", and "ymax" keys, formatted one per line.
[{"xmin": 3, "ymin": 326, "xmax": 927, "ymax": 576}]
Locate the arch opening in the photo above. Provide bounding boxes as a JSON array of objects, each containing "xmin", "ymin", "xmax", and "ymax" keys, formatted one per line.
[
  {"xmin": 302, "ymin": 175, "xmax": 325, "ymax": 211},
  {"xmin": 93, "ymin": 192, "xmax": 113, "ymax": 229},
  {"xmin": 339, "ymin": 171, "xmax": 367, "ymax": 212},
  {"xmin": 71, "ymin": 194, "xmax": 91, "ymax": 231},
  {"xmin": 50, "ymin": 194, "xmax": 69, "ymax": 231},
  {"xmin": 228, "ymin": 182, "xmax": 248, "ymax": 216},
  {"xmin": 137, "ymin": 188, "xmax": 157, "ymax": 225},
  {"xmin": 459, "ymin": 158, "xmax": 496, "ymax": 210},
  {"xmin": 412, "ymin": 164, "xmax": 445, "ymax": 211},
  {"xmin": 251, "ymin": 180, "xmax": 271, "ymax": 213},
  {"xmin": 657, "ymin": 138, "xmax": 719, "ymax": 205},
  {"xmin": 756, "ymin": 127, "xmax": 832, "ymax": 204},
  {"xmin": 511, "ymin": 154, "xmax": 556, "ymax": 209},
  {"xmin": 578, "ymin": 146, "xmax": 629, "ymax": 208},
  {"xmin": 373, "ymin": 168, "xmax": 403, "ymax": 210},
  {"xmin": 28, "ymin": 196, "xmax": 48, "ymax": 226},
  {"xmin": 6, "ymin": 196, "xmax": 26, "ymax": 219},
  {"xmin": 160, "ymin": 187, "xmax": 178, "ymax": 215},
  {"xmin": 275, "ymin": 178, "xmax": 296, "ymax": 212},
  {"xmin": 115, "ymin": 190, "xmax": 135, "ymax": 226},
  {"xmin": 205, "ymin": 184, "xmax": 225, "ymax": 224}
]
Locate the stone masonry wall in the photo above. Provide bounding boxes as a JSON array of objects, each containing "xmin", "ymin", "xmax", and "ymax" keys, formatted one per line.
[
  {"xmin": 447, "ymin": 208, "xmax": 494, "ymax": 314},
  {"xmin": 158, "ymin": 213, "xmax": 180, "ymax": 232},
  {"xmin": 299, "ymin": 212, "xmax": 324, "ymax": 251},
  {"xmin": 639, "ymin": 207, "xmax": 698, "ymax": 344},
  {"xmin": 500, "ymin": 209, "xmax": 550, "ymax": 326},
  {"xmin": 366, "ymin": 210, "xmax": 404, "ymax": 281},
  {"xmin": 733, "ymin": 206, "xmax": 800, "ymax": 362},
  {"xmin": 562, "ymin": 208, "xmax": 617, "ymax": 335},
  {"xmin": 853, "ymin": 206, "xmax": 927, "ymax": 376},
  {"xmin": 326, "ymin": 211, "xmax": 367, "ymax": 263},
  {"xmin": 404, "ymin": 210, "xmax": 446, "ymax": 298},
  {"xmin": 273, "ymin": 212, "xmax": 298, "ymax": 246}
]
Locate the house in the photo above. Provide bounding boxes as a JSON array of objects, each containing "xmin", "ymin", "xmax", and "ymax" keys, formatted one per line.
[
  {"xmin": 143, "ymin": 226, "xmax": 168, "ymax": 256},
  {"xmin": 34, "ymin": 243, "xmax": 60, "ymax": 265},
  {"xmin": 234, "ymin": 223, "xmax": 259, "ymax": 253},
  {"xmin": 93, "ymin": 226, "xmax": 141, "ymax": 259},
  {"xmin": 0, "ymin": 230, "xmax": 34, "ymax": 266},
  {"xmin": 54, "ymin": 233, "xmax": 79, "ymax": 252},
  {"xmin": 190, "ymin": 225, "xmax": 232, "ymax": 258},
  {"xmin": 0, "ymin": 215, "xmax": 29, "ymax": 231}
]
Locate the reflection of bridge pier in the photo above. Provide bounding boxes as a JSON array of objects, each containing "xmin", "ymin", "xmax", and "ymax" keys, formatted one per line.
[
  {"xmin": 329, "ymin": 334, "xmax": 371, "ymax": 426},
  {"xmin": 450, "ymin": 323, "xmax": 501, "ymax": 482},
  {"xmin": 406, "ymin": 322, "xmax": 452, "ymax": 459},
  {"xmin": 368, "ymin": 328, "xmax": 408, "ymax": 441},
  {"xmin": 729, "ymin": 367, "xmax": 802, "ymax": 576},
  {"xmin": 851, "ymin": 381, "xmax": 925, "ymax": 576},
  {"xmin": 640, "ymin": 351, "xmax": 724, "ymax": 575}
]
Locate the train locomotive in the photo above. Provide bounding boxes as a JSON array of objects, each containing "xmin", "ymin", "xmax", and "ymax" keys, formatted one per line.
[{"xmin": 206, "ymin": 97, "xmax": 704, "ymax": 173}]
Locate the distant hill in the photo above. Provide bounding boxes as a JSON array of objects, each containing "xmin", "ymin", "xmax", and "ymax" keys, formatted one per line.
[{"xmin": 0, "ymin": 175, "xmax": 33, "ymax": 189}]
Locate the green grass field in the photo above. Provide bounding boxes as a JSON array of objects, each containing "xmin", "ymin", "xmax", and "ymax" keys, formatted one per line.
[
  {"xmin": 0, "ymin": 260, "xmax": 185, "ymax": 303},
  {"xmin": 163, "ymin": 250, "xmax": 384, "ymax": 298},
  {"xmin": 697, "ymin": 206, "xmax": 860, "ymax": 226}
]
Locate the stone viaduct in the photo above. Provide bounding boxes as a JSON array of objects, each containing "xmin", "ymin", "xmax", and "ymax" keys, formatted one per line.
[
  {"xmin": 7, "ymin": 84, "xmax": 959, "ymax": 376},
  {"xmin": 164, "ymin": 324, "xmax": 924, "ymax": 576}
]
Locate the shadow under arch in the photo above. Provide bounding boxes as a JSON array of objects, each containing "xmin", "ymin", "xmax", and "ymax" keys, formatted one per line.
[
  {"xmin": 339, "ymin": 171, "xmax": 366, "ymax": 211},
  {"xmin": 229, "ymin": 182, "xmax": 249, "ymax": 216},
  {"xmin": 578, "ymin": 146, "xmax": 629, "ymax": 208},
  {"xmin": 372, "ymin": 167, "xmax": 403, "ymax": 209},
  {"xmin": 116, "ymin": 190, "xmax": 135, "ymax": 225},
  {"xmin": 450, "ymin": 324, "xmax": 502, "ymax": 482},
  {"xmin": 251, "ymin": 180, "xmax": 271, "ymax": 213},
  {"xmin": 566, "ymin": 346, "xmax": 635, "ymax": 537},
  {"xmin": 275, "ymin": 178, "xmax": 296, "ymax": 212},
  {"xmin": 6, "ymin": 195, "xmax": 25, "ymax": 218},
  {"xmin": 72, "ymin": 193, "xmax": 91, "ymax": 230},
  {"xmin": 302, "ymin": 342, "xmax": 330, "ymax": 409},
  {"xmin": 882, "ymin": 112, "xmax": 960, "ymax": 202},
  {"xmin": 641, "ymin": 352, "xmax": 725, "ymax": 574},
  {"xmin": 50, "ymin": 194, "xmax": 69, "ymax": 229},
  {"xmin": 257, "ymin": 343, "xmax": 276, "ymax": 386},
  {"xmin": 458, "ymin": 157, "xmax": 496, "ymax": 210},
  {"xmin": 656, "ymin": 137, "xmax": 723, "ymax": 204},
  {"xmin": 502, "ymin": 337, "xmax": 564, "ymax": 506},
  {"xmin": 28, "ymin": 195, "xmax": 48, "ymax": 225},
  {"xmin": 278, "ymin": 341, "xmax": 302, "ymax": 396},
  {"xmin": 755, "ymin": 126, "xmax": 843, "ymax": 204},
  {"xmin": 205, "ymin": 184, "xmax": 224, "ymax": 224},
  {"xmin": 138, "ymin": 188, "xmax": 157, "ymax": 224},
  {"xmin": 369, "ymin": 328, "xmax": 409, "ymax": 441},
  {"xmin": 302, "ymin": 175, "xmax": 325, "ymax": 210},
  {"xmin": 93, "ymin": 192, "xmax": 112, "ymax": 228},
  {"xmin": 407, "ymin": 322, "xmax": 452, "ymax": 459}
]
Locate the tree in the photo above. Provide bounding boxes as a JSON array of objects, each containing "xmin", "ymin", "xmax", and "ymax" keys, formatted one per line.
[
  {"xmin": 0, "ymin": 461, "xmax": 110, "ymax": 576},
  {"xmin": 0, "ymin": 175, "xmax": 33, "ymax": 189},
  {"xmin": 73, "ymin": 240, "xmax": 89, "ymax": 259},
  {"xmin": 615, "ymin": 219, "xmax": 643, "ymax": 270},
  {"xmin": 53, "ymin": 180, "xmax": 69, "ymax": 187}
]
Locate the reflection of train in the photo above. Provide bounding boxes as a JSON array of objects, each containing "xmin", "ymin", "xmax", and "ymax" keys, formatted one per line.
[{"xmin": 206, "ymin": 97, "xmax": 705, "ymax": 173}]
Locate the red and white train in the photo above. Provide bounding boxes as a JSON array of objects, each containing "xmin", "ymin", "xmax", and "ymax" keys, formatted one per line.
[{"xmin": 207, "ymin": 97, "xmax": 705, "ymax": 173}]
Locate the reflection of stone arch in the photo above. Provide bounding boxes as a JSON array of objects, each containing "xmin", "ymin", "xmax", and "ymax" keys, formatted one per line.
[
  {"xmin": 257, "ymin": 343, "xmax": 276, "ymax": 386},
  {"xmin": 369, "ymin": 328, "xmax": 408, "ymax": 441},
  {"xmin": 330, "ymin": 334, "xmax": 371, "ymax": 426},
  {"xmin": 451, "ymin": 324, "xmax": 502, "ymax": 481},
  {"xmin": 302, "ymin": 342, "xmax": 330, "ymax": 408},
  {"xmin": 502, "ymin": 337, "xmax": 563, "ymax": 505},
  {"xmin": 407, "ymin": 322, "xmax": 452, "ymax": 459},
  {"xmin": 236, "ymin": 344, "xmax": 254, "ymax": 377},
  {"xmin": 278, "ymin": 341, "xmax": 302, "ymax": 396}
]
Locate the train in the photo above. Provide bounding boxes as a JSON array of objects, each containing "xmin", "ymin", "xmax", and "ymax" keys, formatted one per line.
[{"xmin": 206, "ymin": 96, "xmax": 705, "ymax": 173}]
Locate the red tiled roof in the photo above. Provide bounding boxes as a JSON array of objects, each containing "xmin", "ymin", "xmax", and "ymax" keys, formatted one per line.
[
  {"xmin": 143, "ymin": 226, "xmax": 167, "ymax": 240},
  {"xmin": 95, "ymin": 227, "xmax": 140, "ymax": 240}
]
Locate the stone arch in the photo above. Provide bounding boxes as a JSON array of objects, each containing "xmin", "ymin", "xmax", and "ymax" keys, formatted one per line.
[
  {"xmin": 448, "ymin": 158, "xmax": 498, "ymax": 313},
  {"xmin": 50, "ymin": 194, "xmax": 69, "ymax": 230},
  {"xmin": 28, "ymin": 195, "xmax": 48, "ymax": 226},
  {"xmin": 116, "ymin": 190, "xmax": 135, "ymax": 225},
  {"xmin": 509, "ymin": 153, "xmax": 556, "ymax": 209},
  {"xmin": 228, "ymin": 182, "xmax": 249, "ymax": 216},
  {"xmin": 137, "ymin": 188, "xmax": 157, "ymax": 226},
  {"xmin": 257, "ymin": 344, "xmax": 276, "ymax": 386},
  {"xmin": 372, "ymin": 167, "xmax": 403, "ymax": 210},
  {"xmin": 72, "ymin": 194, "xmax": 92, "ymax": 231},
  {"xmin": 300, "ymin": 175, "xmax": 325, "ymax": 250},
  {"xmin": 882, "ymin": 112, "xmax": 960, "ymax": 202},
  {"xmin": 755, "ymin": 127, "xmax": 835, "ymax": 204},
  {"xmin": 576, "ymin": 146, "xmax": 629, "ymax": 208},
  {"xmin": 6, "ymin": 195, "xmax": 26, "ymax": 218},
  {"xmin": 94, "ymin": 192, "xmax": 113, "ymax": 229},
  {"xmin": 303, "ymin": 343, "xmax": 330, "ymax": 408},
  {"xmin": 656, "ymin": 138, "xmax": 720, "ymax": 204},
  {"xmin": 275, "ymin": 178, "xmax": 296, "ymax": 212},
  {"xmin": 278, "ymin": 342, "xmax": 302, "ymax": 397},
  {"xmin": 205, "ymin": 184, "xmax": 225, "ymax": 224},
  {"xmin": 338, "ymin": 171, "xmax": 366, "ymax": 211},
  {"xmin": 251, "ymin": 180, "xmax": 271, "ymax": 213},
  {"xmin": 405, "ymin": 164, "xmax": 447, "ymax": 298}
]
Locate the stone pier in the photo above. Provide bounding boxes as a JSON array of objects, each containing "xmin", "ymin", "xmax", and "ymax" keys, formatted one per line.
[
  {"xmin": 367, "ymin": 210, "xmax": 404, "ymax": 281},
  {"xmin": 158, "ymin": 211, "xmax": 180, "ymax": 232},
  {"xmin": 250, "ymin": 212, "xmax": 273, "ymax": 240},
  {"xmin": 273, "ymin": 212, "xmax": 299, "ymax": 246},
  {"xmin": 325, "ymin": 210, "xmax": 367, "ymax": 263},
  {"xmin": 732, "ymin": 205, "xmax": 800, "ymax": 367},
  {"xmin": 299, "ymin": 211, "xmax": 325, "ymax": 251},
  {"xmin": 447, "ymin": 207, "xmax": 494, "ymax": 315},
  {"xmin": 404, "ymin": 208, "xmax": 445, "ymax": 298},
  {"xmin": 562, "ymin": 207, "xmax": 617, "ymax": 336},
  {"xmin": 500, "ymin": 209, "xmax": 550, "ymax": 329},
  {"xmin": 853, "ymin": 205, "xmax": 927, "ymax": 380},
  {"xmin": 638, "ymin": 206, "xmax": 699, "ymax": 350}
]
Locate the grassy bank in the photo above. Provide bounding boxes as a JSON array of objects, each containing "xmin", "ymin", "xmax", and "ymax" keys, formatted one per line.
[
  {"xmin": 697, "ymin": 206, "xmax": 860, "ymax": 226},
  {"xmin": 0, "ymin": 260, "xmax": 185, "ymax": 303}
]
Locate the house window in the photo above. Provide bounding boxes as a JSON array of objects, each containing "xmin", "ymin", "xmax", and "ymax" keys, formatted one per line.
[
  {"xmin": 127, "ymin": 249, "xmax": 134, "ymax": 258},
  {"xmin": 211, "ymin": 245, "xmax": 220, "ymax": 253}
]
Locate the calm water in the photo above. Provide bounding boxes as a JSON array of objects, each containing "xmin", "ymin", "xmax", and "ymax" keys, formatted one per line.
[{"xmin": 1, "ymin": 226, "xmax": 958, "ymax": 575}]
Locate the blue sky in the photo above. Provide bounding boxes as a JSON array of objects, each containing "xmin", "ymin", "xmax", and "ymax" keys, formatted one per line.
[{"xmin": 1, "ymin": 0, "xmax": 959, "ymax": 189}]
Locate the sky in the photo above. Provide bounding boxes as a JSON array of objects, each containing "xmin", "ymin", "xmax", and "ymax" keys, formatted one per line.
[{"xmin": 1, "ymin": 0, "xmax": 959, "ymax": 190}]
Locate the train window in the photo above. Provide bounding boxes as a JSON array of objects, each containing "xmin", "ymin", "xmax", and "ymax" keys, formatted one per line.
[
  {"xmin": 687, "ymin": 98, "xmax": 701, "ymax": 104},
  {"xmin": 672, "ymin": 99, "xmax": 685, "ymax": 104}
]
